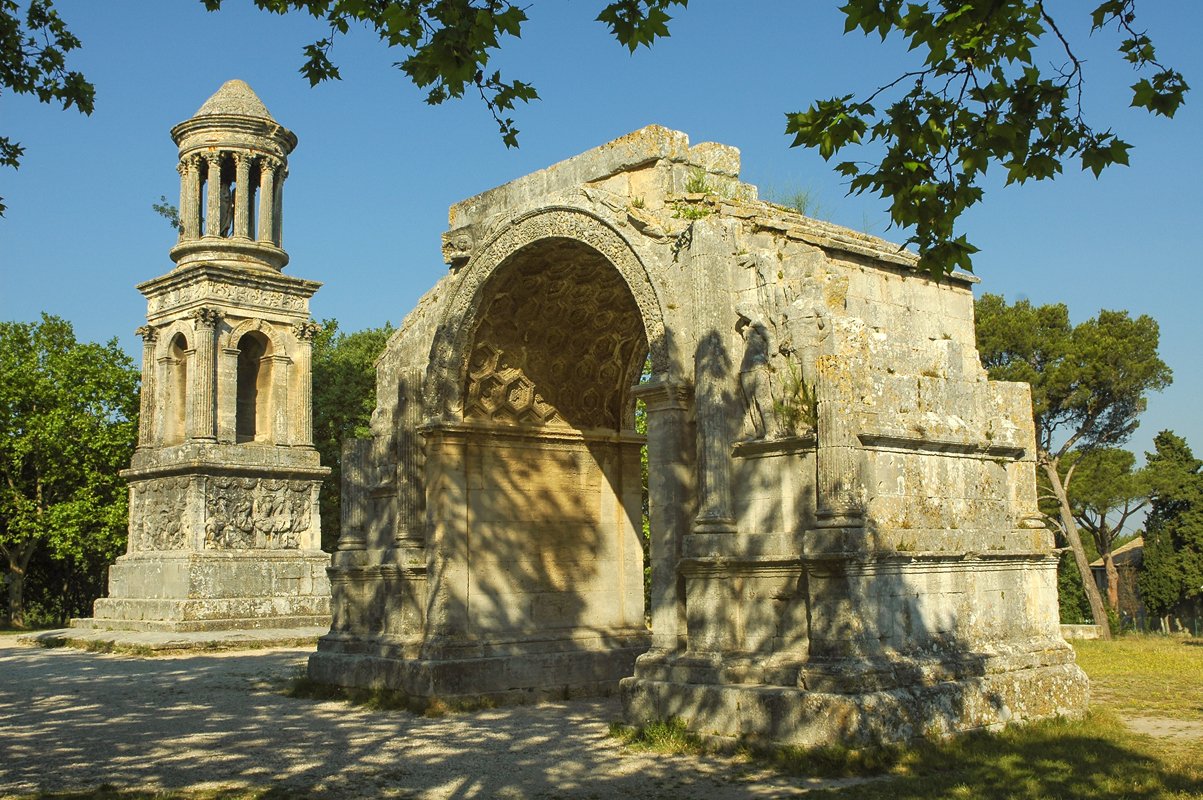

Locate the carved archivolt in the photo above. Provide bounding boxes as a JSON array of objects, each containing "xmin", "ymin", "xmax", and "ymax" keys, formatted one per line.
[
  {"xmin": 153, "ymin": 319, "xmax": 196, "ymax": 357},
  {"xmin": 203, "ymin": 476, "xmax": 313, "ymax": 549},
  {"xmin": 129, "ymin": 477, "xmax": 191, "ymax": 551},
  {"xmin": 224, "ymin": 318, "xmax": 290, "ymax": 358},
  {"xmin": 427, "ymin": 207, "xmax": 665, "ymax": 419}
]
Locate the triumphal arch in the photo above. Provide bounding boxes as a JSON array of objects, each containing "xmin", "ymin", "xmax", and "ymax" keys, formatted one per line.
[{"xmin": 307, "ymin": 125, "xmax": 1087, "ymax": 745}]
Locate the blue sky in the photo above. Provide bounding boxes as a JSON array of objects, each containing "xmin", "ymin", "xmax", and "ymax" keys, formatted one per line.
[{"xmin": 1, "ymin": 1, "xmax": 1199, "ymax": 467}]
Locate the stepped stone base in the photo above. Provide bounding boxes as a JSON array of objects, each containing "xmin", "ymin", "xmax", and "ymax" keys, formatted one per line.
[
  {"xmin": 79, "ymin": 550, "xmax": 331, "ymax": 633},
  {"xmin": 20, "ymin": 625, "xmax": 326, "ymax": 654},
  {"xmin": 308, "ymin": 629, "xmax": 650, "ymax": 705},
  {"xmin": 621, "ymin": 641, "xmax": 1089, "ymax": 748}
]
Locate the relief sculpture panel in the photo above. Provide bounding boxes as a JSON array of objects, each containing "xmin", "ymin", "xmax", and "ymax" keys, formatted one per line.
[
  {"xmin": 129, "ymin": 477, "xmax": 191, "ymax": 551},
  {"xmin": 204, "ymin": 476, "xmax": 314, "ymax": 549}
]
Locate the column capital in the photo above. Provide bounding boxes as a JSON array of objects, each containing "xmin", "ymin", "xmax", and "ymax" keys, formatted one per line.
[
  {"xmin": 135, "ymin": 325, "xmax": 159, "ymax": 343},
  {"xmin": 293, "ymin": 321, "xmax": 321, "ymax": 342},
  {"xmin": 633, "ymin": 377, "xmax": 692, "ymax": 412},
  {"xmin": 192, "ymin": 307, "xmax": 221, "ymax": 329}
]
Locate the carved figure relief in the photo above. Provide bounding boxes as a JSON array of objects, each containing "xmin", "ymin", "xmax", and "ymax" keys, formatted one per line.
[
  {"xmin": 736, "ymin": 311, "xmax": 785, "ymax": 440},
  {"xmin": 204, "ymin": 477, "xmax": 313, "ymax": 549},
  {"xmin": 129, "ymin": 477, "xmax": 191, "ymax": 551}
]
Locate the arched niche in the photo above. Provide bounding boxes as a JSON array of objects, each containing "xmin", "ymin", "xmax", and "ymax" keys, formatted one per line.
[
  {"xmin": 162, "ymin": 332, "xmax": 189, "ymax": 445},
  {"xmin": 225, "ymin": 320, "xmax": 291, "ymax": 445},
  {"xmin": 236, "ymin": 331, "xmax": 272, "ymax": 442}
]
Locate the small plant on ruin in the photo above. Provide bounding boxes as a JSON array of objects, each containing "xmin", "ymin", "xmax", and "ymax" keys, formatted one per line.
[
  {"xmin": 683, "ymin": 166, "xmax": 711, "ymax": 194},
  {"xmin": 670, "ymin": 201, "xmax": 710, "ymax": 221},
  {"xmin": 773, "ymin": 358, "xmax": 817, "ymax": 434}
]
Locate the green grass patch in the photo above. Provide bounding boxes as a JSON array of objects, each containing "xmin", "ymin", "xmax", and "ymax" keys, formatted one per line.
[{"xmin": 609, "ymin": 718, "xmax": 706, "ymax": 755}]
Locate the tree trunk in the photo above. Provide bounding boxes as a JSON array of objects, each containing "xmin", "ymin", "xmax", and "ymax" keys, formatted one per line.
[
  {"xmin": 1042, "ymin": 458, "xmax": 1112, "ymax": 639},
  {"xmin": 6, "ymin": 561, "xmax": 26, "ymax": 629},
  {"xmin": 1103, "ymin": 551, "xmax": 1120, "ymax": 611},
  {"xmin": 4, "ymin": 539, "xmax": 37, "ymax": 629}
]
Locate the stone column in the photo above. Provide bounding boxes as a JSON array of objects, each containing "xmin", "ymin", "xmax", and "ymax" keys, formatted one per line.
[
  {"xmin": 634, "ymin": 378, "xmax": 694, "ymax": 651},
  {"xmin": 395, "ymin": 367, "xmax": 426, "ymax": 546},
  {"xmin": 274, "ymin": 166, "xmax": 286, "ymax": 246},
  {"xmin": 203, "ymin": 154, "xmax": 222, "ymax": 238},
  {"xmin": 292, "ymin": 321, "xmax": 319, "ymax": 447},
  {"xmin": 187, "ymin": 308, "xmax": 220, "ymax": 441},
  {"xmin": 338, "ymin": 439, "xmax": 371, "ymax": 554},
  {"xmin": 270, "ymin": 352, "xmax": 292, "ymax": 445},
  {"xmin": 175, "ymin": 162, "xmax": 189, "ymax": 242},
  {"xmin": 178, "ymin": 156, "xmax": 201, "ymax": 240},
  {"xmin": 814, "ymin": 342, "xmax": 865, "ymax": 529},
  {"xmin": 257, "ymin": 157, "xmax": 277, "ymax": 246},
  {"xmin": 693, "ymin": 331, "xmax": 736, "ymax": 533},
  {"xmin": 135, "ymin": 326, "xmax": 158, "ymax": 449},
  {"xmin": 233, "ymin": 152, "xmax": 252, "ymax": 239}
]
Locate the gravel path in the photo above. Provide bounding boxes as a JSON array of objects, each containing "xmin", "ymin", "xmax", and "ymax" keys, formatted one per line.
[{"xmin": 0, "ymin": 639, "xmax": 863, "ymax": 799}]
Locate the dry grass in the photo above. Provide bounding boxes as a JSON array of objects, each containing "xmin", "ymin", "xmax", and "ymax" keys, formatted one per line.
[{"xmin": 1075, "ymin": 635, "xmax": 1203, "ymax": 723}]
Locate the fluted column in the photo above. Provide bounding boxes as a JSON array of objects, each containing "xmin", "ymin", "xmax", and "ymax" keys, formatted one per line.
[
  {"xmin": 274, "ymin": 165, "xmax": 286, "ymax": 246},
  {"xmin": 814, "ymin": 351, "xmax": 865, "ymax": 528},
  {"xmin": 135, "ymin": 326, "xmax": 158, "ymax": 449},
  {"xmin": 233, "ymin": 152, "xmax": 252, "ymax": 239},
  {"xmin": 395, "ymin": 367, "xmax": 426, "ymax": 546},
  {"xmin": 178, "ymin": 156, "xmax": 201, "ymax": 240},
  {"xmin": 292, "ymin": 321, "xmax": 319, "ymax": 447},
  {"xmin": 257, "ymin": 157, "xmax": 277, "ymax": 245},
  {"xmin": 203, "ymin": 154, "xmax": 222, "ymax": 238},
  {"xmin": 338, "ymin": 439, "xmax": 371, "ymax": 553},
  {"xmin": 634, "ymin": 378, "xmax": 694, "ymax": 651},
  {"xmin": 187, "ymin": 308, "xmax": 220, "ymax": 441}
]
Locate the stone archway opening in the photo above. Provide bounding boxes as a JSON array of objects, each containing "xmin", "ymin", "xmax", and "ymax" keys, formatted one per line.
[
  {"xmin": 457, "ymin": 236, "xmax": 651, "ymax": 661},
  {"xmin": 235, "ymin": 331, "xmax": 272, "ymax": 443}
]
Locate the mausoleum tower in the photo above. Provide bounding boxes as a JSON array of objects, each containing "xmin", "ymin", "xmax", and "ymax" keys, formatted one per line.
[{"xmin": 79, "ymin": 80, "xmax": 332, "ymax": 634}]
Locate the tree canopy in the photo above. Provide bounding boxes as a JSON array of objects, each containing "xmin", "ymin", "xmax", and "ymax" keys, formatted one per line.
[
  {"xmin": 975, "ymin": 293, "xmax": 1170, "ymax": 632},
  {"xmin": 2, "ymin": 1, "xmax": 1189, "ymax": 277},
  {"xmin": 1139, "ymin": 430, "xmax": 1203, "ymax": 618},
  {"xmin": 1064, "ymin": 447, "xmax": 1148, "ymax": 610},
  {"xmin": 0, "ymin": 314, "xmax": 138, "ymax": 627},
  {"xmin": 311, "ymin": 318, "xmax": 394, "ymax": 550}
]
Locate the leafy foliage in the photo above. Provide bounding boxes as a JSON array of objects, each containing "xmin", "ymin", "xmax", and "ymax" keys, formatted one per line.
[
  {"xmin": 1138, "ymin": 430, "xmax": 1203, "ymax": 617},
  {"xmin": 785, "ymin": 1, "xmax": 1188, "ymax": 277},
  {"xmin": 311, "ymin": 318, "xmax": 393, "ymax": 550},
  {"xmin": 0, "ymin": 0, "xmax": 95, "ymax": 215},
  {"xmin": 975, "ymin": 294, "xmax": 1170, "ymax": 459},
  {"xmin": 0, "ymin": 314, "xmax": 138, "ymax": 626},
  {"xmin": 200, "ymin": 0, "xmax": 685, "ymax": 148}
]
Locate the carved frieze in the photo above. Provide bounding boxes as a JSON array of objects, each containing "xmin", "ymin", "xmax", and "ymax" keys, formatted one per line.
[
  {"xmin": 128, "ymin": 477, "xmax": 190, "ymax": 551},
  {"xmin": 204, "ymin": 476, "xmax": 314, "ymax": 549},
  {"xmin": 147, "ymin": 279, "xmax": 307, "ymax": 316}
]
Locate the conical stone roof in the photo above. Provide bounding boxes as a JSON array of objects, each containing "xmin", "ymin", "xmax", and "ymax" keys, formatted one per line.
[{"xmin": 193, "ymin": 79, "xmax": 275, "ymax": 121}]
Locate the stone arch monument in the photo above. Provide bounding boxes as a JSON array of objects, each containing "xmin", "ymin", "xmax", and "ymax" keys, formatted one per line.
[
  {"xmin": 308, "ymin": 125, "xmax": 1087, "ymax": 746},
  {"xmin": 79, "ymin": 80, "xmax": 331, "ymax": 633}
]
